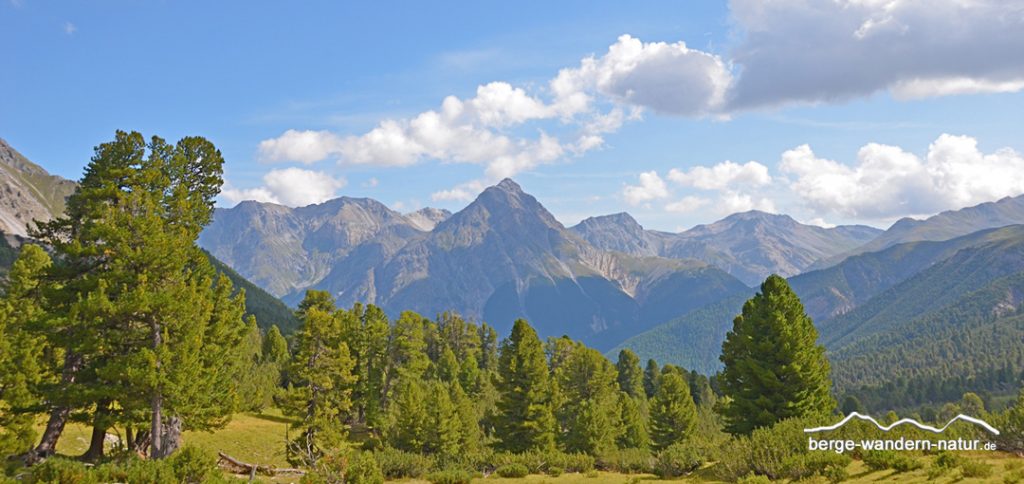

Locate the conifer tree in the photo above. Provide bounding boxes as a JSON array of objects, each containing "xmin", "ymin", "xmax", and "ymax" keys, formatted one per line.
[
  {"xmin": 389, "ymin": 379, "xmax": 428, "ymax": 452},
  {"xmin": 555, "ymin": 343, "xmax": 622, "ymax": 454},
  {"xmin": 0, "ymin": 245, "xmax": 51, "ymax": 456},
  {"xmin": 643, "ymin": 359, "xmax": 660, "ymax": 399},
  {"xmin": 616, "ymin": 349, "xmax": 645, "ymax": 399},
  {"xmin": 425, "ymin": 380, "xmax": 461, "ymax": 457},
  {"xmin": 649, "ymin": 371, "xmax": 697, "ymax": 451},
  {"xmin": 719, "ymin": 275, "xmax": 835, "ymax": 435},
  {"xmin": 493, "ymin": 319, "xmax": 556, "ymax": 452},
  {"xmin": 617, "ymin": 392, "xmax": 650, "ymax": 449},
  {"xmin": 280, "ymin": 291, "xmax": 356, "ymax": 465}
]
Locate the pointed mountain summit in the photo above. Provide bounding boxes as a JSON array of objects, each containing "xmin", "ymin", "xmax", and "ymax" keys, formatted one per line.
[
  {"xmin": 572, "ymin": 212, "xmax": 662, "ymax": 257},
  {"xmin": 403, "ymin": 207, "xmax": 451, "ymax": 231}
]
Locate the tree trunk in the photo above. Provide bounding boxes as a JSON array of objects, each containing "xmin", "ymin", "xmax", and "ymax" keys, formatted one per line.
[
  {"xmin": 161, "ymin": 416, "xmax": 182, "ymax": 456},
  {"xmin": 150, "ymin": 323, "xmax": 163, "ymax": 459},
  {"xmin": 81, "ymin": 401, "xmax": 111, "ymax": 462},
  {"xmin": 28, "ymin": 351, "xmax": 83, "ymax": 463}
]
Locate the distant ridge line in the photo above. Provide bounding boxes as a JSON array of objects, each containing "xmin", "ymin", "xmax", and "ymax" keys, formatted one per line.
[{"xmin": 804, "ymin": 412, "xmax": 1000, "ymax": 435}]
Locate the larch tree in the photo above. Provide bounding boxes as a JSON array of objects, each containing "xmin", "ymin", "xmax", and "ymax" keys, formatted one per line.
[{"xmin": 719, "ymin": 275, "xmax": 835, "ymax": 435}]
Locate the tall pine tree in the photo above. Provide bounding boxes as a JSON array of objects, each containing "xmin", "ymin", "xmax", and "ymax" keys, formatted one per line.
[
  {"xmin": 649, "ymin": 371, "xmax": 697, "ymax": 450},
  {"xmin": 719, "ymin": 275, "xmax": 835, "ymax": 435}
]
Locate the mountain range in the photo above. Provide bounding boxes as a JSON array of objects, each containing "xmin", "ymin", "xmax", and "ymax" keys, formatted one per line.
[{"xmin": 7, "ymin": 137, "xmax": 1024, "ymax": 409}]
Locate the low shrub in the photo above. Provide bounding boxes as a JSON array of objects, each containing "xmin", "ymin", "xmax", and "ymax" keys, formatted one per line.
[
  {"xmin": 27, "ymin": 458, "xmax": 97, "ymax": 484},
  {"xmin": 736, "ymin": 473, "xmax": 771, "ymax": 484},
  {"xmin": 654, "ymin": 443, "xmax": 703, "ymax": 478},
  {"xmin": 347, "ymin": 452, "xmax": 384, "ymax": 484},
  {"xmin": 495, "ymin": 463, "xmax": 529, "ymax": 478},
  {"xmin": 491, "ymin": 450, "xmax": 594, "ymax": 474},
  {"xmin": 596, "ymin": 448, "xmax": 654, "ymax": 474},
  {"xmin": 169, "ymin": 445, "xmax": 217, "ymax": 483},
  {"xmin": 584, "ymin": 469, "xmax": 599, "ymax": 478},
  {"xmin": 375, "ymin": 447, "xmax": 433, "ymax": 478},
  {"xmin": 546, "ymin": 466, "xmax": 563, "ymax": 477},
  {"xmin": 960, "ymin": 458, "xmax": 993, "ymax": 478},
  {"xmin": 862, "ymin": 450, "xmax": 922, "ymax": 473},
  {"xmin": 426, "ymin": 469, "xmax": 472, "ymax": 484},
  {"xmin": 781, "ymin": 452, "xmax": 850, "ymax": 482}
]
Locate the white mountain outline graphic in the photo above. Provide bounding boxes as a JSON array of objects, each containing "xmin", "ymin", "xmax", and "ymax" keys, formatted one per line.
[{"xmin": 803, "ymin": 412, "xmax": 1000, "ymax": 435}]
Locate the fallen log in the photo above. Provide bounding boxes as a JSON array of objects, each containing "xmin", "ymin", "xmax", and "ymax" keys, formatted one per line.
[{"xmin": 216, "ymin": 451, "xmax": 306, "ymax": 477}]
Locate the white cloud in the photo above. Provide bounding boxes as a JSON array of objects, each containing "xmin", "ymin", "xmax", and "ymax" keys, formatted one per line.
[
  {"xmin": 780, "ymin": 134, "xmax": 1024, "ymax": 220},
  {"xmin": 63, "ymin": 21, "xmax": 76, "ymax": 35},
  {"xmin": 552, "ymin": 34, "xmax": 732, "ymax": 116},
  {"xmin": 665, "ymin": 196, "xmax": 711, "ymax": 213},
  {"xmin": 623, "ymin": 171, "xmax": 670, "ymax": 205},
  {"xmin": 727, "ymin": 0, "xmax": 1024, "ymax": 109},
  {"xmin": 222, "ymin": 168, "xmax": 347, "ymax": 207},
  {"xmin": 667, "ymin": 160, "xmax": 771, "ymax": 190},
  {"xmin": 719, "ymin": 191, "xmax": 776, "ymax": 214},
  {"xmin": 258, "ymin": 129, "xmax": 344, "ymax": 164},
  {"xmin": 431, "ymin": 180, "xmax": 487, "ymax": 202},
  {"xmin": 363, "ymin": 177, "xmax": 379, "ymax": 188}
]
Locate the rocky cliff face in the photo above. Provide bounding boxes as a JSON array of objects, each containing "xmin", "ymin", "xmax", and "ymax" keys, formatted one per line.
[{"xmin": 0, "ymin": 139, "xmax": 76, "ymax": 236}]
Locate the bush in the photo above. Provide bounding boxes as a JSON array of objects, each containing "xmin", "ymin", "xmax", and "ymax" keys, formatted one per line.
[
  {"xmin": 375, "ymin": 447, "xmax": 434, "ymax": 478},
  {"xmin": 597, "ymin": 448, "xmax": 654, "ymax": 474},
  {"xmin": 496, "ymin": 463, "xmax": 529, "ymax": 478},
  {"xmin": 169, "ymin": 445, "xmax": 217, "ymax": 483},
  {"xmin": 713, "ymin": 417, "xmax": 813, "ymax": 481},
  {"xmin": 654, "ymin": 443, "xmax": 703, "ymax": 478},
  {"xmin": 584, "ymin": 469, "xmax": 599, "ymax": 478},
  {"xmin": 546, "ymin": 466, "xmax": 563, "ymax": 477},
  {"xmin": 862, "ymin": 450, "xmax": 922, "ymax": 473},
  {"xmin": 960, "ymin": 458, "xmax": 993, "ymax": 478},
  {"xmin": 347, "ymin": 452, "xmax": 384, "ymax": 484},
  {"xmin": 491, "ymin": 451, "xmax": 594, "ymax": 474},
  {"xmin": 426, "ymin": 469, "xmax": 472, "ymax": 484},
  {"xmin": 736, "ymin": 473, "xmax": 771, "ymax": 484},
  {"xmin": 27, "ymin": 458, "xmax": 98, "ymax": 484},
  {"xmin": 781, "ymin": 452, "xmax": 850, "ymax": 482}
]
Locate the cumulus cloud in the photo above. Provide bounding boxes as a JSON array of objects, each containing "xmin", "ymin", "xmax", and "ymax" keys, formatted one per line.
[
  {"xmin": 222, "ymin": 168, "xmax": 347, "ymax": 207},
  {"xmin": 727, "ymin": 0, "xmax": 1024, "ymax": 109},
  {"xmin": 780, "ymin": 134, "xmax": 1024, "ymax": 220},
  {"xmin": 258, "ymin": 129, "xmax": 344, "ymax": 164},
  {"xmin": 665, "ymin": 196, "xmax": 711, "ymax": 213},
  {"xmin": 552, "ymin": 34, "xmax": 733, "ymax": 116},
  {"xmin": 431, "ymin": 180, "xmax": 487, "ymax": 202},
  {"xmin": 667, "ymin": 160, "xmax": 771, "ymax": 190},
  {"xmin": 622, "ymin": 171, "xmax": 670, "ymax": 205}
]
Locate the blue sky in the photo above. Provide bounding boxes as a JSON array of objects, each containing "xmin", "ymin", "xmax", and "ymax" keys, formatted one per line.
[{"xmin": 4, "ymin": 1, "xmax": 1024, "ymax": 231}]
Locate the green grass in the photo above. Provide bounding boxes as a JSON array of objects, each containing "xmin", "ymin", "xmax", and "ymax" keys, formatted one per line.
[{"xmin": 35, "ymin": 415, "xmax": 1024, "ymax": 482}]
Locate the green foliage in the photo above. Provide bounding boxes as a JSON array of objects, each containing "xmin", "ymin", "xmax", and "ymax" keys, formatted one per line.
[
  {"xmin": 347, "ymin": 451, "xmax": 385, "ymax": 484},
  {"xmin": 546, "ymin": 466, "xmax": 563, "ymax": 477},
  {"xmin": 711, "ymin": 416, "xmax": 814, "ymax": 482},
  {"xmin": 426, "ymin": 469, "xmax": 473, "ymax": 484},
  {"xmin": 169, "ymin": 445, "xmax": 218, "ymax": 483},
  {"xmin": 720, "ymin": 275, "xmax": 835, "ymax": 435},
  {"xmin": 204, "ymin": 250, "xmax": 299, "ymax": 334},
  {"xmin": 554, "ymin": 342, "xmax": 623, "ymax": 454},
  {"xmin": 615, "ymin": 349, "xmax": 645, "ymax": 399},
  {"xmin": 596, "ymin": 448, "xmax": 654, "ymax": 474},
  {"xmin": 862, "ymin": 450, "xmax": 923, "ymax": 473},
  {"xmin": 493, "ymin": 319, "xmax": 556, "ymax": 453},
  {"xmin": 654, "ymin": 443, "xmax": 703, "ymax": 478},
  {"xmin": 616, "ymin": 393, "xmax": 650, "ymax": 450},
  {"xmin": 496, "ymin": 463, "xmax": 530, "ymax": 478},
  {"xmin": 781, "ymin": 452, "xmax": 850, "ymax": 482},
  {"xmin": 374, "ymin": 448, "xmax": 434, "ymax": 479},
  {"xmin": 643, "ymin": 359, "xmax": 659, "ymax": 399},
  {"xmin": 279, "ymin": 291, "xmax": 357, "ymax": 465},
  {"xmin": 492, "ymin": 451, "xmax": 595, "ymax": 474},
  {"xmin": 649, "ymin": 370, "xmax": 697, "ymax": 450},
  {"xmin": 735, "ymin": 473, "xmax": 771, "ymax": 484},
  {"xmin": 27, "ymin": 457, "xmax": 98, "ymax": 484}
]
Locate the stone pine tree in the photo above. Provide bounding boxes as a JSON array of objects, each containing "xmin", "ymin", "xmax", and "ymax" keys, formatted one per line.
[
  {"xmin": 0, "ymin": 245, "xmax": 52, "ymax": 456},
  {"xmin": 280, "ymin": 290, "xmax": 357, "ymax": 465},
  {"xmin": 493, "ymin": 319, "xmax": 556, "ymax": 452},
  {"xmin": 649, "ymin": 370, "xmax": 697, "ymax": 450},
  {"xmin": 719, "ymin": 274, "xmax": 835, "ymax": 435},
  {"xmin": 616, "ymin": 349, "xmax": 645, "ymax": 399},
  {"xmin": 617, "ymin": 391, "xmax": 650, "ymax": 449},
  {"xmin": 643, "ymin": 359, "xmax": 660, "ymax": 399},
  {"xmin": 555, "ymin": 343, "xmax": 623, "ymax": 455}
]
